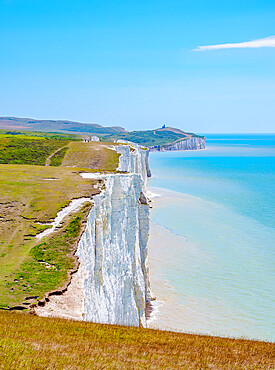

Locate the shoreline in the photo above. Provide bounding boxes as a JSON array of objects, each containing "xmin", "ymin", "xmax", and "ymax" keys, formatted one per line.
[{"xmin": 146, "ymin": 185, "xmax": 274, "ymax": 342}]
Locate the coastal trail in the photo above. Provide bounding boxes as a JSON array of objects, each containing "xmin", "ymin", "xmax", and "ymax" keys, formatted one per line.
[{"xmin": 45, "ymin": 145, "xmax": 69, "ymax": 166}]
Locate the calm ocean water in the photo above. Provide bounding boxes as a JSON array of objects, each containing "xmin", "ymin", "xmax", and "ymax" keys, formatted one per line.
[{"xmin": 147, "ymin": 134, "xmax": 275, "ymax": 341}]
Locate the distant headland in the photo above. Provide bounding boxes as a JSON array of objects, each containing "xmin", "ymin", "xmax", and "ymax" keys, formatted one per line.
[{"xmin": 0, "ymin": 117, "xmax": 205, "ymax": 151}]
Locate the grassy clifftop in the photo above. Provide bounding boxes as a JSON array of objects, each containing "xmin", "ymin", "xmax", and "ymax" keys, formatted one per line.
[
  {"xmin": 61, "ymin": 141, "xmax": 120, "ymax": 170},
  {"xmin": 0, "ymin": 131, "xmax": 76, "ymax": 166},
  {"xmin": 0, "ymin": 132, "xmax": 120, "ymax": 309},
  {"xmin": 1, "ymin": 311, "xmax": 274, "ymax": 369},
  {"xmin": 0, "ymin": 165, "xmax": 100, "ymax": 308},
  {"xmin": 105, "ymin": 127, "xmax": 204, "ymax": 147}
]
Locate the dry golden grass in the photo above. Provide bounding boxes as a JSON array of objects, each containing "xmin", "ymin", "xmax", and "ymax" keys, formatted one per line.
[
  {"xmin": 62, "ymin": 141, "xmax": 120, "ymax": 170},
  {"xmin": 0, "ymin": 311, "xmax": 274, "ymax": 369}
]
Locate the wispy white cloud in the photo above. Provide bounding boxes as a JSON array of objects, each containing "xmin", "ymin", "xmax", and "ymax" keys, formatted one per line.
[{"xmin": 194, "ymin": 36, "xmax": 275, "ymax": 51}]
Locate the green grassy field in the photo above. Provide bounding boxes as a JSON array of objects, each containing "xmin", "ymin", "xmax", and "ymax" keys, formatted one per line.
[
  {"xmin": 0, "ymin": 311, "xmax": 274, "ymax": 369},
  {"xmin": 0, "ymin": 132, "xmax": 76, "ymax": 166},
  {"xmin": 0, "ymin": 129, "xmax": 79, "ymax": 139}
]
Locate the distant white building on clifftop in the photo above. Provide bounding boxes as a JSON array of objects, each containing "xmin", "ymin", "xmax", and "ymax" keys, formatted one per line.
[
  {"xmin": 82, "ymin": 135, "xmax": 100, "ymax": 142},
  {"xmin": 91, "ymin": 136, "xmax": 100, "ymax": 141}
]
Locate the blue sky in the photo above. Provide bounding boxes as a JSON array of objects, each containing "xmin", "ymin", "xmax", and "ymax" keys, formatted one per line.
[{"xmin": 0, "ymin": 0, "xmax": 274, "ymax": 132}]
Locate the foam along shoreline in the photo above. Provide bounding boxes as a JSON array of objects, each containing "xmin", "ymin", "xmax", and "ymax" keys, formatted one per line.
[
  {"xmin": 147, "ymin": 186, "xmax": 275, "ymax": 341},
  {"xmin": 36, "ymin": 197, "xmax": 92, "ymax": 240}
]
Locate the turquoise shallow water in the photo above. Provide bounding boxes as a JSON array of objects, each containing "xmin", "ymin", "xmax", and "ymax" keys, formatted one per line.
[{"xmin": 148, "ymin": 134, "xmax": 275, "ymax": 341}]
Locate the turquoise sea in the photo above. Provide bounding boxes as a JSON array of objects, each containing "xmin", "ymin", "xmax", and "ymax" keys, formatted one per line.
[{"xmin": 147, "ymin": 134, "xmax": 275, "ymax": 342}]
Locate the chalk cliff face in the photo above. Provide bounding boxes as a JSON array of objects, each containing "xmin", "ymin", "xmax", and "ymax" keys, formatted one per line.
[
  {"xmin": 76, "ymin": 145, "xmax": 151, "ymax": 327},
  {"xmin": 116, "ymin": 144, "xmax": 151, "ymax": 178},
  {"xmin": 150, "ymin": 137, "xmax": 205, "ymax": 151}
]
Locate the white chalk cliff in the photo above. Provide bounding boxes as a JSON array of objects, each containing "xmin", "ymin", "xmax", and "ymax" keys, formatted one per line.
[
  {"xmin": 76, "ymin": 144, "xmax": 151, "ymax": 327},
  {"xmin": 34, "ymin": 138, "xmax": 206, "ymax": 324},
  {"xmin": 115, "ymin": 144, "xmax": 151, "ymax": 189},
  {"xmin": 150, "ymin": 137, "xmax": 205, "ymax": 151}
]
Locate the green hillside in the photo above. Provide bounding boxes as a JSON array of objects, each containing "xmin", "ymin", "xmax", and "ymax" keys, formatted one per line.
[
  {"xmin": 0, "ymin": 117, "xmax": 125, "ymax": 136},
  {"xmin": 106, "ymin": 127, "xmax": 204, "ymax": 147}
]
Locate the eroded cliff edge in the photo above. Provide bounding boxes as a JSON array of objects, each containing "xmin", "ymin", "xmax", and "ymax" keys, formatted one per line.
[{"xmin": 35, "ymin": 144, "xmax": 152, "ymax": 327}]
